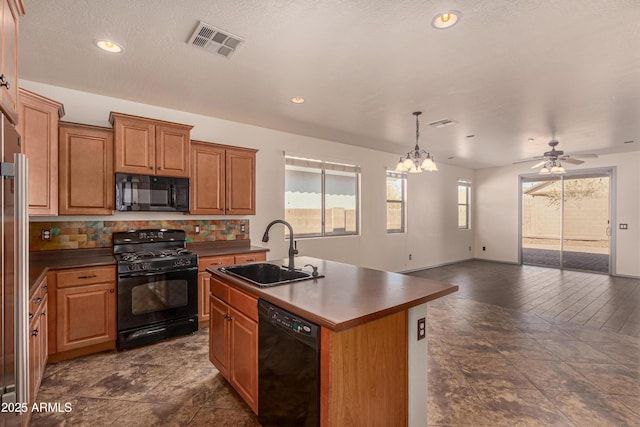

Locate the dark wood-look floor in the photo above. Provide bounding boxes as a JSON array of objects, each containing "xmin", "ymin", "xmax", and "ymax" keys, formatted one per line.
[
  {"xmin": 409, "ymin": 260, "xmax": 640, "ymax": 338},
  {"xmin": 29, "ymin": 260, "xmax": 640, "ymax": 426}
]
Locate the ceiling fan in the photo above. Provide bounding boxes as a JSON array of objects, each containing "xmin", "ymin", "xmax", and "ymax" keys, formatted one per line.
[{"xmin": 514, "ymin": 140, "xmax": 598, "ymax": 175}]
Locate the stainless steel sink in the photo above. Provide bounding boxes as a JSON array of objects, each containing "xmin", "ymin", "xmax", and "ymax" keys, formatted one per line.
[{"xmin": 219, "ymin": 263, "xmax": 323, "ymax": 287}]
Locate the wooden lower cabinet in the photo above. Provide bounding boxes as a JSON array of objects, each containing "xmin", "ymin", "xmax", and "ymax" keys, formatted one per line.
[
  {"xmin": 55, "ymin": 267, "xmax": 117, "ymax": 352},
  {"xmin": 28, "ymin": 279, "xmax": 48, "ymax": 409},
  {"xmin": 209, "ymin": 278, "xmax": 258, "ymax": 414},
  {"xmin": 197, "ymin": 252, "xmax": 266, "ymax": 322}
]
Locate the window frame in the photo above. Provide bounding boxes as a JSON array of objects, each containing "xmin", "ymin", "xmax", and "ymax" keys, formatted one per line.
[
  {"xmin": 458, "ymin": 179, "xmax": 471, "ymax": 230},
  {"xmin": 285, "ymin": 156, "xmax": 360, "ymax": 238},
  {"xmin": 386, "ymin": 170, "xmax": 406, "ymax": 234}
]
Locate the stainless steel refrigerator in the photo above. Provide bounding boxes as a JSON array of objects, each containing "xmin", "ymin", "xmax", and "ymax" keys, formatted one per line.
[{"xmin": 1, "ymin": 114, "xmax": 29, "ymax": 427}]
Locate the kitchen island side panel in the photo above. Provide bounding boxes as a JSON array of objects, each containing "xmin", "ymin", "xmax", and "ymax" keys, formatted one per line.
[{"xmin": 320, "ymin": 310, "xmax": 408, "ymax": 427}]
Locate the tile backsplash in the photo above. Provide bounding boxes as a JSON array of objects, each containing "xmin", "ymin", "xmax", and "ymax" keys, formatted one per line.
[{"xmin": 29, "ymin": 220, "xmax": 249, "ymax": 251}]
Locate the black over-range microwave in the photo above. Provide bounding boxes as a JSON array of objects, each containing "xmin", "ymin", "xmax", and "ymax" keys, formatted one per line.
[{"xmin": 115, "ymin": 173, "xmax": 190, "ymax": 212}]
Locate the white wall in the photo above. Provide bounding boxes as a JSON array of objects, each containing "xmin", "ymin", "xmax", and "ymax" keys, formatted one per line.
[
  {"xmin": 475, "ymin": 152, "xmax": 640, "ymax": 277},
  {"xmin": 22, "ymin": 80, "xmax": 474, "ymax": 272}
]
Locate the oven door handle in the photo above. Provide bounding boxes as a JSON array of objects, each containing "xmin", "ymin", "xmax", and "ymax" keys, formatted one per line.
[{"xmin": 119, "ymin": 267, "xmax": 197, "ymax": 279}]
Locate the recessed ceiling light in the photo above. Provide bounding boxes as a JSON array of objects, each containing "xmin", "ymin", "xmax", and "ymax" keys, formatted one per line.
[
  {"xmin": 290, "ymin": 97, "xmax": 305, "ymax": 104},
  {"xmin": 96, "ymin": 39, "xmax": 124, "ymax": 53},
  {"xmin": 431, "ymin": 11, "xmax": 461, "ymax": 29}
]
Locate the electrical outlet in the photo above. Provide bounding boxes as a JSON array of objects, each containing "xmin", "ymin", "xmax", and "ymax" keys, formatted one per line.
[
  {"xmin": 41, "ymin": 229, "xmax": 51, "ymax": 241},
  {"xmin": 409, "ymin": 254, "xmax": 412, "ymax": 260},
  {"xmin": 469, "ymin": 246, "xmax": 472, "ymax": 251},
  {"xmin": 417, "ymin": 318, "xmax": 426, "ymax": 340},
  {"xmin": 482, "ymin": 246, "xmax": 486, "ymax": 251},
  {"xmin": 619, "ymin": 224, "xmax": 628, "ymax": 230},
  {"xmin": 241, "ymin": 224, "xmax": 246, "ymax": 233},
  {"xmin": 194, "ymin": 225, "xmax": 200, "ymax": 234}
]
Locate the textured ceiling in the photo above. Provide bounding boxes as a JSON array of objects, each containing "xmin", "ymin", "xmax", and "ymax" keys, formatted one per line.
[{"xmin": 19, "ymin": 0, "xmax": 640, "ymax": 169}]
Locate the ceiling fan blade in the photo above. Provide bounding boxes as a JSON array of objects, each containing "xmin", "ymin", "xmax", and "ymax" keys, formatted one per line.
[
  {"xmin": 530, "ymin": 161, "xmax": 547, "ymax": 168},
  {"xmin": 512, "ymin": 156, "xmax": 544, "ymax": 165},
  {"xmin": 561, "ymin": 157, "xmax": 584, "ymax": 165},
  {"xmin": 571, "ymin": 153, "xmax": 598, "ymax": 158}
]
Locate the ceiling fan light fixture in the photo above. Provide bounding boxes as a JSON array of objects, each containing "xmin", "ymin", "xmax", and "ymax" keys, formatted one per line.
[
  {"xmin": 395, "ymin": 112, "xmax": 438, "ymax": 174},
  {"xmin": 539, "ymin": 166, "xmax": 550, "ymax": 175}
]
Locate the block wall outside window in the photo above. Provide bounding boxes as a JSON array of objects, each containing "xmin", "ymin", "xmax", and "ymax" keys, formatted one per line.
[{"xmin": 285, "ymin": 156, "xmax": 360, "ymax": 238}]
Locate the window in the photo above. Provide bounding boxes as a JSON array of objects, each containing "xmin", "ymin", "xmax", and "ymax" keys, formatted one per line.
[
  {"xmin": 386, "ymin": 171, "xmax": 406, "ymax": 233},
  {"xmin": 285, "ymin": 156, "xmax": 360, "ymax": 238},
  {"xmin": 458, "ymin": 180, "xmax": 471, "ymax": 229}
]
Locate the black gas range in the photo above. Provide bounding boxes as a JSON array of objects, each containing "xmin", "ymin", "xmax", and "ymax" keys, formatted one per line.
[{"xmin": 113, "ymin": 229, "xmax": 198, "ymax": 350}]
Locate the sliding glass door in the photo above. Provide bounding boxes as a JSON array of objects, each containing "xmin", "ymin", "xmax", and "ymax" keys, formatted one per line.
[{"xmin": 521, "ymin": 171, "xmax": 611, "ymax": 273}]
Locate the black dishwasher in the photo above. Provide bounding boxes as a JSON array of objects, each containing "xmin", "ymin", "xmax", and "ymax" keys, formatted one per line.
[{"xmin": 258, "ymin": 299, "xmax": 320, "ymax": 427}]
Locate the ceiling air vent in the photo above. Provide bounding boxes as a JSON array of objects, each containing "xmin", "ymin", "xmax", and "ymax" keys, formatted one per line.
[
  {"xmin": 187, "ymin": 21, "xmax": 244, "ymax": 58},
  {"xmin": 428, "ymin": 118, "xmax": 457, "ymax": 128}
]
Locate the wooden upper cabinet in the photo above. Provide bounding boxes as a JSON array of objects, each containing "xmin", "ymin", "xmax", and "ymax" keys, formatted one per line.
[
  {"xmin": 226, "ymin": 148, "xmax": 256, "ymax": 215},
  {"xmin": 190, "ymin": 141, "xmax": 257, "ymax": 215},
  {"xmin": 191, "ymin": 141, "xmax": 225, "ymax": 215},
  {"xmin": 110, "ymin": 112, "xmax": 192, "ymax": 178},
  {"xmin": 0, "ymin": 0, "xmax": 24, "ymax": 124},
  {"xmin": 58, "ymin": 122, "xmax": 114, "ymax": 215},
  {"xmin": 17, "ymin": 88, "xmax": 65, "ymax": 216}
]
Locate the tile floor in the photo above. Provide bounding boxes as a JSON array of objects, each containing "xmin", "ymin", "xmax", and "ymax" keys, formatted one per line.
[{"xmin": 30, "ymin": 261, "xmax": 640, "ymax": 426}]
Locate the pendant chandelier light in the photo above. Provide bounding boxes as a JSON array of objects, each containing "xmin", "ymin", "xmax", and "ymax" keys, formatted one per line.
[{"xmin": 395, "ymin": 112, "xmax": 438, "ymax": 173}]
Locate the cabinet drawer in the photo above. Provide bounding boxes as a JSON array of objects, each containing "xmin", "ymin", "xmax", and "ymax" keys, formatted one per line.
[
  {"xmin": 29, "ymin": 277, "xmax": 48, "ymax": 316},
  {"xmin": 210, "ymin": 276, "xmax": 230, "ymax": 303},
  {"xmin": 199, "ymin": 255, "xmax": 235, "ymax": 272},
  {"xmin": 234, "ymin": 252, "xmax": 266, "ymax": 264},
  {"xmin": 56, "ymin": 266, "xmax": 116, "ymax": 288},
  {"xmin": 229, "ymin": 287, "xmax": 258, "ymax": 322}
]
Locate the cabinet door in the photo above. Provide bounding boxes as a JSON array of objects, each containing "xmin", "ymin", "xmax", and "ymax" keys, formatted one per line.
[
  {"xmin": 18, "ymin": 89, "xmax": 63, "ymax": 215},
  {"xmin": 209, "ymin": 296, "xmax": 230, "ymax": 378},
  {"xmin": 0, "ymin": 0, "xmax": 20, "ymax": 123},
  {"xmin": 225, "ymin": 148, "xmax": 256, "ymax": 215},
  {"xmin": 56, "ymin": 282, "xmax": 116, "ymax": 352},
  {"xmin": 190, "ymin": 142, "xmax": 225, "ymax": 214},
  {"xmin": 155, "ymin": 124, "xmax": 190, "ymax": 177},
  {"xmin": 198, "ymin": 272, "xmax": 211, "ymax": 322},
  {"xmin": 113, "ymin": 116, "xmax": 155, "ymax": 174},
  {"xmin": 28, "ymin": 313, "xmax": 40, "ymax": 406},
  {"xmin": 59, "ymin": 124, "xmax": 114, "ymax": 215},
  {"xmin": 229, "ymin": 307, "xmax": 258, "ymax": 413}
]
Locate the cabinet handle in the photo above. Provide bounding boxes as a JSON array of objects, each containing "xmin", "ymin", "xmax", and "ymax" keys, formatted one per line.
[
  {"xmin": 0, "ymin": 74, "xmax": 9, "ymax": 90},
  {"xmin": 78, "ymin": 274, "xmax": 97, "ymax": 279},
  {"xmin": 33, "ymin": 297, "xmax": 42, "ymax": 304},
  {"xmin": 42, "ymin": 285, "xmax": 48, "ymax": 290},
  {"xmin": 110, "ymin": 288, "xmax": 115, "ymax": 293},
  {"xmin": 29, "ymin": 312, "xmax": 33, "ymax": 319},
  {"xmin": 157, "ymin": 167, "xmax": 162, "ymax": 170},
  {"xmin": 32, "ymin": 329, "xmax": 39, "ymax": 337},
  {"xmin": 149, "ymin": 166, "xmax": 154, "ymax": 170},
  {"xmin": 41, "ymin": 311, "xmax": 46, "ymax": 317}
]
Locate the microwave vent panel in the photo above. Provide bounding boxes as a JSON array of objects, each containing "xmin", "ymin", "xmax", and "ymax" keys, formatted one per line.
[{"xmin": 187, "ymin": 21, "xmax": 244, "ymax": 58}]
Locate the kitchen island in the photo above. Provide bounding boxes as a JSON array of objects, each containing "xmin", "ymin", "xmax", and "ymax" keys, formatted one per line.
[{"xmin": 207, "ymin": 256, "xmax": 458, "ymax": 427}]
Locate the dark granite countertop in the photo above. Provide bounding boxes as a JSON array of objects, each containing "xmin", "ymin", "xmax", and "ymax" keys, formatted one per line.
[
  {"xmin": 29, "ymin": 242, "xmax": 269, "ymax": 295},
  {"xmin": 207, "ymin": 256, "xmax": 458, "ymax": 332}
]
